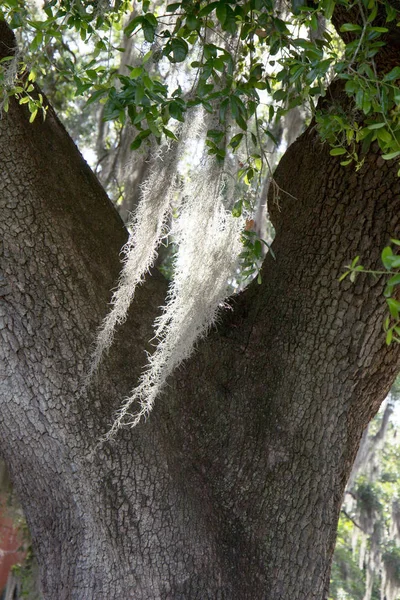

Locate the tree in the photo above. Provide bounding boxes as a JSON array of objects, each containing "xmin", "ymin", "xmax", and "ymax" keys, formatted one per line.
[
  {"xmin": 1, "ymin": 0, "xmax": 400, "ymax": 597},
  {"xmin": 330, "ymin": 386, "xmax": 400, "ymax": 599}
]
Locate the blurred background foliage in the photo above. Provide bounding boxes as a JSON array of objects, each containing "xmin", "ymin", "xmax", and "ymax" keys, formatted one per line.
[{"xmin": 330, "ymin": 375, "xmax": 400, "ymax": 600}]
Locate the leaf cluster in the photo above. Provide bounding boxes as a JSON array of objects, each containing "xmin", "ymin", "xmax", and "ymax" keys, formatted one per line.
[
  {"xmin": 340, "ymin": 240, "xmax": 400, "ymax": 345},
  {"xmin": 3, "ymin": 0, "xmax": 400, "ymax": 305}
]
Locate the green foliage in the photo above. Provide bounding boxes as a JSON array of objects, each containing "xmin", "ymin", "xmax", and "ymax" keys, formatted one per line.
[
  {"xmin": 0, "ymin": 57, "xmax": 47, "ymax": 121},
  {"xmin": 356, "ymin": 479, "xmax": 382, "ymax": 515},
  {"xmin": 239, "ymin": 226, "xmax": 275, "ymax": 284},
  {"xmin": 5, "ymin": 0, "xmax": 400, "ymax": 165},
  {"xmin": 341, "ymin": 240, "xmax": 400, "ymax": 345},
  {"xmin": 2, "ymin": 0, "xmax": 400, "ymax": 312},
  {"xmin": 11, "ymin": 547, "xmax": 41, "ymax": 599},
  {"xmin": 329, "ymin": 533, "xmax": 366, "ymax": 600}
]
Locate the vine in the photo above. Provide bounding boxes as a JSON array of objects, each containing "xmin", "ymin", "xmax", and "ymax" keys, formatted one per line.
[{"xmin": 341, "ymin": 240, "xmax": 400, "ymax": 345}]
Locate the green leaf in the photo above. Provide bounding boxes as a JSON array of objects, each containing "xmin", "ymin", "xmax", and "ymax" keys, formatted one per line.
[
  {"xmin": 390, "ymin": 257, "xmax": 400, "ymax": 268},
  {"xmin": 124, "ymin": 15, "xmax": 143, "ymax": 37},
  {"xmin": 260, "ymin": 239, "xmax": 276, "ymax": 259},
  {"xmin": 377, "ymin": 127, "xmax": 392, "ymax": 144},
  {"xmin": 230, "ymin": 133, "xmax": 243, "ymax": 150},
  {"xmin": 142, "ymin": 16, "xmax": 156, "ymax": 43},
  {"xmin": 163, "ymin": 127, "xmax": 178, "ymax": 140},
  {"xmin": 383, "ymin": 66, "xmax": 400, "ymax": 82},
  {"xmin": 273, "ymin": 89, "xmax": 286, "ymax": 102},
  {"xmin": 370, "ymin": 26, "xmax": 389, "ymax": 33},
  {"xmin": 362, "ymin": 94, "xmax": 371, "ymax": 115},
  {"xmin": 85, "ymin": 89, "xmax": 107, "ymax": 107},
  {"xmin": 216, "ymin": 2, "xmax": 227, "ymax": 25},
  {"xmin": 367, "ymin": 123, "xmax": 386, "ymax": 130},
  {"xmin": 222, "ymin": 5, "xmax": 237, "ymax": 35},
  {"xmin": 382, "ymin": 150, "xmax": 400, "ymax": 160},
  {"xmin": 349, "ymin": 270, "xmax": 357, "ymax": 282},
  {"xmin": 169, "ymin": 100, "xmax": 184, "ymax": 121},
  {"xmin": 145, "ymin": 13, "xmax": 158, "ymax": 26},
  {"xmin": 323, "ymin": 0, "xmax": 335, "ymax": 20},
  {"xmin": 387, "ymin": 273, "xmax": 400, "ymax": 287},
  {"xmin": 130, "ymin": 136, "xmax": 143, "ymax": 150},
  {"xmin": 186, "ymin": 14, "xmax": 199, "ymax": 30},
  {"xmin": 29, "ymin": 109, "xmax": 38, "ymax": 123},
  {"xmin": 165, "ymin": 38, "xmax": 189, "ymax": 63},
  {"xmin": 198, "ymin": 1, "xmax": 219, "ymax": 17},
  {"xmin": 133, "ymin": 110, "xmax": 145, "ymax": 124},
  {"xmin": 330, "ymin": 147, "xmax": 346, "ymax": 156},
  {"xmin": 147, "ymin": 118, "xmax": 161, "ymax": 137},
  {"xmin": 207, "ymin": 129, "xmax": 224, "ymax": 143},
  {"xmin": 130, "ymin": 67, "xmax": 143, "ymax": 79},
  {"xmin": 254, "ymin": 240, "xmax": 262, "ymax": 258},
  {"xmin": 204, "ymin": 44, "xmax": 218, "ymax": 60},
  {"xmin": 232, "ymin": 199, "xmax": 243, "ymax": 217},
  {"xmin": 166, "ymin": 3, "xmax": 181, "ymax": 12},
  {"xmin": 268, "ymin": 105, "xmax": 274, "ymax": 122},
  {"xmin": 143, "ymin": 50, "xmax": 153, "ymax": 64},
  {"xmin": 142, "ymin": 74, "xmax": 154, "ymax": 90},
  {"xmin": 387, "ymin": 298, "xmax": 400, "ymax": 320},
  {"xmin": 213, "ymin": 57, "xmax": 225, "ymax": 72},
  {"xmin": 86, "ymin": 69, "xmax": 98, "ymax": 81},
  {"xmin": 130, "ymin": 129, "xmax": 151, "ymax": 150},
  {"xmin": 382, "ymin": 246, "xmax": 394, "ymax": 269},
  {"xmin": 244, "ymin": 168, "xmax": 254, "ymax": 184},
  {"xmin": 135, "ymin": 83, "xmax": 145, "ymax": 104},
  {"xmin": 340, "ymin": 23, "xmax": 362, "ymax": 32},
  {"xmin": 230, "ymin": 95, "xmax": 247, "ymax": 130}
]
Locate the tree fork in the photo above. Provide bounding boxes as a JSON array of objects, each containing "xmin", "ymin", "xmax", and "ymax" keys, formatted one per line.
[{"xmin": 1, "ymin": 19, "xmax": 400, "ymax": 600}]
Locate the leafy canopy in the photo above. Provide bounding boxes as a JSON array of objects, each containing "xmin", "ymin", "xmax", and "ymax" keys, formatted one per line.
[{"xmin": 2, "ymin": 0, "xmax": 400, "ymax": 340}]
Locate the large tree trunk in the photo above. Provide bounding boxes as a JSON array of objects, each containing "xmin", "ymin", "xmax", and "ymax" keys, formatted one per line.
[{"xmin": 1, "ymin": 20, "xmax": 400, "ymax": 600}]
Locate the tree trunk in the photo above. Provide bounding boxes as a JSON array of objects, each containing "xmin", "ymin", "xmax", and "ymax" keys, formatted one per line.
[{"xmin": 1, "ymin": 21, "xmax": 400, "ymax": 600}]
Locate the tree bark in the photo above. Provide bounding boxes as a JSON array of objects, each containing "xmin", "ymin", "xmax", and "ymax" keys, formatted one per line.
[{"xmin": 1, "ymin": 20, "xmax": 400, "ymax": 600}]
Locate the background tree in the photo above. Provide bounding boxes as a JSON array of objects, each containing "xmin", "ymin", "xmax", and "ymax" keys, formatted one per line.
[
  {"xmin": 1, "ymin": 0, "xmax": 400, "ymax": 598},
  {"xmin": 330, "ymin": 377, "xmax": 400, "ymax": 599}
]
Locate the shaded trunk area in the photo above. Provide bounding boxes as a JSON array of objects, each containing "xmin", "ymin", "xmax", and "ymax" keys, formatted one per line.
[{"xmin": 1, "ymin": 20, "xmax": 400, "ymax": 600}]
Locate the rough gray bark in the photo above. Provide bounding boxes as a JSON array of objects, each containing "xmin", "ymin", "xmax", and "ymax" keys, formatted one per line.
[{"xmin": 1, "ymin": 19, "xmax": 400, "ymax": 600}]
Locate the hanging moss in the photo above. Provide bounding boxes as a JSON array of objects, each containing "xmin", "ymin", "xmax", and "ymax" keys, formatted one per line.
[
  {"xmin": 356, "ymin": 480, "xmax": 382, "ymax": 521},
  {"xmin": 90, "ymin": 108, "xmax": 249, "ymax": 434}
]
